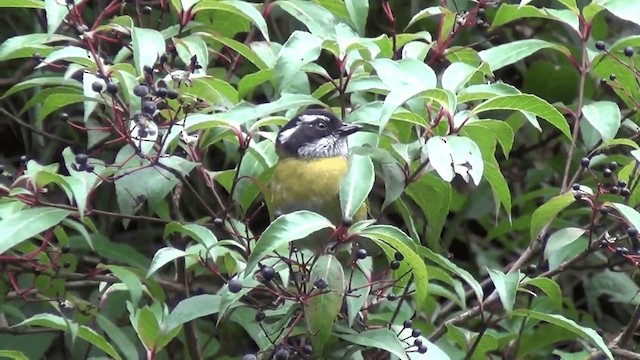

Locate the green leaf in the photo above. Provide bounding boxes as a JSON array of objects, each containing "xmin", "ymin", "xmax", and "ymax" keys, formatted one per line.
[
  {"xmin": 0, "ymin": 207, "xmax": 71, "ymax": 254},
  {"xmin": 135, "ymin": 307, "xmax": 161, "ymax": 350},
  {"xmin": 274, "ymin": 31, "xmax": 323, "ymax": 92},
  {"xmin": 238, "ymin": 69, "xmax": 274, "ymax": 98},
  {"xmin": 202, "ymin": 33, "xmax": 268, "ymax": 70},
  {"xmin": 195, "ymin": 0, "xmax": 270, "ymax": 41},
  {"xmin": 305, "ymin": 254, "xmax": 344, "ymax": 352},
  {"xmin": 340, "ymin": 154, "xmax": 374, "ymax": 218},
  {"xmin": 521, "ymin": 277, "xmax": 563, "ymax": 309},
  {"xmin": 163, "ymin": 222, "xmax": 217, "ymax": 247},
  {"xmin": 360, "ymin": 225, "xmax": 428, "ymax": 308},
  {"xmin": 96, "ymin": 314, "xmax": 139, "ymax": 360},
  {"xmin": 37, "ymin": 93, "xmax": 95, "ymax": 123},
  {"xmin": 581, "ymin": 101, "xmax": 621, "ymax": 144},
  {"xmin": 471, "ymin": 94, "xmax": 571, "ymax": 140},
  {"xmin": 336, "ymin": 328, "xmax": 408, "ymax": 360},
  {"xmin": 132, "ymin": 27, "xmax": 165, "ymax": 76},
  {"xmin": 426, "ymin": 136, "xmax": 484, "ymax": 185},
  {"xmin": 0, "ymin": 350, "xmax": 28, "ymax": 360},
  {"xmin": 0, "ymin": 0, "xmax": 44, "ymax": 8},
  {"xmin": 244, "ymin": 211, "xmax": 334, "ymax": 276},
  {"xmin": 544, "ymin": 227, "xmax": 587, "ymax": 270},
  {"xmin": 103, "ymin": 265, "xmax": 143, "ymax": 307},
  {"xmin": 345, "ymin": 0, "xmax": 368, "ymax": 35},
  {"xmin": 37, "ymin": 46, "xmax": 96, "ymax": 70},
  {"xmin": 275, "ymin": 0, "xmax": 337, "ymax": 38},
  {"xmin": 406, "ymin": 174, "xmax": 451, "ymax": 243},
  {"xmin": 610, "ymin": 202, "xmax": 640, "ymax": 229},
  {"xmin": 491, "ymin": 4, "xmax": 579, "ymax": 33},
  {"xmin": 13, "ymin": 314, "xmax": 122, "ymax": 360},
  {"xmin": 592, "ymin": 0, "xmax": 640, "ymax": 28},
  {"xmin": 479, "ymin": 39, "xmax": 571, "ymax": 72},
  {"xmin": 406, "ymin": 6, "xmax": 442, "ymax": 29},
  {"xmin": 487, "ymin": 269, "xmax": 521, "ymax": 313},
  {"xmin": 530, "ymin": 193, "xmax": 575, "ymax": 242},
  {"xmin": 163, "ymin": 294, "xmax": 221, "ymax": 333},
  {"xmin": 421, "ymin": 246, "xmax": 484, "ymax": 304},
  {"xmin": 511, "ymin": 309, "xmax": 613, "ymax": 360},
  {"xmin": 483, "ymin": 159, "xmax": 512, "ymax": 218},
  {"xmin": 147, "ymin": 247, "xmax": 187, "ymax": 277}
]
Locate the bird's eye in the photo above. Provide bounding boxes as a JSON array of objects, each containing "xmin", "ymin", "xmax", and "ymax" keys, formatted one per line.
[{"xmin": 316, "ymin": 121, "xmax": 327, "ymax": 129}]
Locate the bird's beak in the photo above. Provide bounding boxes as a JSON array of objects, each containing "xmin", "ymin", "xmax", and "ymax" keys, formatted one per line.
[{"xmin": 336, "ymin": 123, "xmax": 362, "ymax": 136}]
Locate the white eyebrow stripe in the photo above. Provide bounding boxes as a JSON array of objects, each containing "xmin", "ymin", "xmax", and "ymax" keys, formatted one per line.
[
  {"xmin": 278, "ymin": 125, "xmax": 297, "ymax": 143},
  {"xmin": 299, "ymin": 114, "xmax": 329, "ymax": 123}
]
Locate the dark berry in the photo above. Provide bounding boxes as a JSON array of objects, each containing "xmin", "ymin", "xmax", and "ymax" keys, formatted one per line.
[
  {"xmin": 228, "ymin": 278, "xmax": 243, "ymax": 293},
  {"xmin": 618, "ymin": 180, "xmax": 628, "ymax": 188},
  {"xmin": 525, "ymin": 264, "xmax": 537, "ymax": 276},
  {"xmin": 61, "ymin": 245, "xmax": 70, "ymax": 254},
  {"xmin": 616, "ymin": 247, "xmax": 629, "ymax": 256},
  {"xmin": 418, "ymin": 345, "xmax": 428, "ymax": 354},
  {"xmin": 143, "ymin": 65, "xmax": 153, "ymax": 75},
  {"xmin": 142, "ymin": 100, "xmax": 157, "ymax": 114},
  {"xmin": 138, "ymin": 129, "xmax": 148, "ymax": 138},
  {"xmin": 603, "ymin": 168, "xmax": 612, "ymax": 178},
  {"xmin": 106, "ymin": 82, "xmax": 118, "ymax": 94},
  {"xmin": 412, "ymin": 328, "xmax": 421, "ymax": 337},
  {"xmin": 621, "ymin": 187, "xmax": 631, "ymax": 197},
  {"xmin": 159, "ymin": 54, "xmax": 168, "ymax": 64},
  {"xmin": 598, "ymin": 207, "xmax": 609, "ymax": 216},
  {"xmin": 156, "ymin": 87, "xmax": 168, "ymax": 98},
  {"xmin": 356, "ymin": 248, "xmax": 367, "ymax": 260},
  {"xmin": 341, "ymin": 216, "xmax": 353, "ymax": 227},
  {"xmin": 574, "ymin": 191, "xmax": 583, "ymax": 200},
  {"xmin": 242, "ymin": 355, "xmax": 257, "ymax": 360},
  {"xmin": 610, "ymin": 186, "xmax": 620, "ymax": 194},
  {"xmin": 403, "ymin": 320, "xmax": 413, "ymax": 328},
  {"xmin": 142, "ymin": 5, "xmax": 152, "ymax": 14},
  {"xmin": 387, "ymin": 293, "xmax": 397, "ymax": 301},
  {"xmin": 19, "ymin": 155, "xmax": 28, "ymax": 165},
  {"xmin": 394, "ymin": 251, "xmax": 404, "ymax": 261},
  {"xmin": 133, "ymin": 84, "xmax": 149, "ymax": 97},
  {"xmin": 609, "ymin": 161, "xmax": 619, "ymax": 170},
  {"xmin": 580, "ymin": 157, "xmax": 590, "ymax": 168},
  {"xmin": 84, "ymin": 164, "xmax": 95, "ymax": 173},
  {"xmin": 390, "ymin": 260, "xmax": 400, "ymax": 270},
  {"xmin": 314, "ymin": 277, "xmax": 328, "ymax": 290},
  {"xmin": 91, "ymin": 81, "xmax": 103, "ymax": 92},
  {"xmin": 167, "ymin": 89, "xmax": 179, "ymax": 99},
  {"xmin": 624, "ymin": 46, "xmax": 634, "ymax": 57},
  {"xmin": 273, "ymin": 211, "xmax": 283, "ymax": 219},
  {"xmin": 60, "ymin": 112, "xmax": 69, "ymax": 121},
  {"xmin": 260, "ymin": 266, "xmax": 276, "ymax": 282},
  {"xmin": 609, "ymin": 74, "xmax": 617, "ymax": 81},
  {"xmin": 628, "ymin": 227, "xmax": 638, "ymax": 238},
  {"xmin": 157, "ymin": 80, "xmax": 167, "ymax": 88},
  {"xmin": 274, "ymin": 348, "xmax": 289, "ymax": 360},
  {"xmin": 414, "ymin": 339, "xmax": 423, "ymax": 347},
  {"xmin": 302, "ymin": 344, "xmax": 313, "ymax": 355},
  {"xmin": 213, "ymin": 218, "xmax": 224, "ymax": 227},
  {"xmin": 477, "ymin": 8, "xmax": 485, "ymax": 15},
  {"xmin": 595, "ymin": 41, "xmax": 606, "ymax": 51},
  {"xmin": 254, "ymin": 310, "xmax": 265, "ymax": 321},
  {"xmin": 75, "ymin": 153, "xmax": 88, "ymax": 165},
  {"xmin": 599, "ymin": 239, "xmax": 609, "ymax": 248},
  {"xmin": 63, "ymin": 261, "xmax": 70, "ymax": 268},
  {"xmin": 572, "ymin": 183, "xmax": 580, "ymax": 191}
]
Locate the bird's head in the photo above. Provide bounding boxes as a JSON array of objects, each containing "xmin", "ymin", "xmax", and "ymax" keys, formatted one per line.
[{"xmin": 275, "ymin": 109, "xmax": 362, "ymax": 158}]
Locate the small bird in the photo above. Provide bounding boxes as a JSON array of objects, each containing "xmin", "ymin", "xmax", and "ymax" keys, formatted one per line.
[{"xmin": 269, "ymin": 108, "xmax": 367, "ymax": 250}]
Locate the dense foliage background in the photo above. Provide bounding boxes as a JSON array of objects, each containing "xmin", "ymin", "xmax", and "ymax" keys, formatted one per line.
[{"xmin": 2, "ymin": 0, "xmax": 640, "ymax": 359}]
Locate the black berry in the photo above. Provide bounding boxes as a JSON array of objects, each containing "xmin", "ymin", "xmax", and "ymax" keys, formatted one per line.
[
  {"xmin": 356, "ymin": 248, "xmax": 367, "ymax": 260},
  {"xmin": 621, "ymin": 187, "xmax": 631, "ymax": 197},
  {"xmin": 609, "ymin": 161, "xmax": 619, "ymax": 170},
  {"xmin": 61, "ymin": 245, "xmax": 70, "ymax": 253},
  {"xmin": 91, "ymin": 81, "xmax": 103, "ymax": 92},
  {"xmin": 390, "ymin": 260, "xmax": 400, "ymax": 270},
  {"xmin": 75, "ymin": 153, "xmax": 88, "ymax": 165},
  {"xmin": 142, "ymin": 5, "xmax": 152, "ymax": 14},
  {"xmin": 615, "ymin": 247, "xmax": 629, "ymax": 256},
  {"xmin": 260, "ymin": 266, "xmax": 276, "ymax": 282},
  {"xmin": 412, "ymin": 328, "xmax": 421, "ymax": 337},
  {"xmin": 418, "ymin": 345, "xmax": 428, "ymax": 354},
  {"xmin": 609, "ymin": 74, "xmax": 617, "ymax": 81},
  {"xmin": 142, "ymin": 100, "xmax": 157, "ymax": 115},
  {"xmin": 274, "ymin": 348, "xmax": 289, "ymax": 360},
  {"xmin": 341, "ymin": 216, "xmax": 353, "ymax": 227},
  {"xmin": 595, "ymin": 41, "xmax": 606, "ymax": 51},
  {"xmin": 598, "ymin": 207, "xmax": 609, "ymax": 216},
  {"xmin": 610, "ymin": 186, "xmax": 620, "ymax": 194},
  {"xmin": 414, "ymin": 339, "xmax": 423, "ymax": 347},
  {"xmin": 572, "ymin": 183, "xmax": 580, "ymax": 191},
  {"xmin": 106, "ymin": 82, "xmax": 118, "ymax": 94},
  {"xmin": 302, "ymin": 344, "xmax": 313, "ymax": 355},
  {"xmin": 574, "ymin": 191, "xmax": 583, "ymax": 200},
  {"xmin": 242, "ymin": 355, "xmax": 257, "ymax": 360},
  {"xmin": 525, "ymin": 264, "xmax": 537, "ymax": 276},
  {"xmin": 156, "ymin": 87, "xmax": 168, "ymax": 98},
  {"xmin": 254, "ymin": 310, "xmax": 265, "ymax": 321},
  {"xmin": 60, "ymin": 112, "xmax": 69, "ymax": 121},
  {"xmin": 628, "ymin": 226, "xmax": 638, "ymax": 238},
  {"xmin": 228, "ymin": 278, "xmax": 243, "ymax": 293},
  {"xmin": 394, "ymin": 251, "xmax": 404, "ymax": 261},
  {"xmin": 143, "ymin": 65, "xmax": 153, "ymax": 75},
  {"xmin": 314, "ymin": 277, "xmax": 328, "ymax": 290},
  {"xmin": 167, "ymin": 89, "xmax": 179, "ymax": 99},
  {"xmin": 133, "ymin": 85, "xmax": 149, "ymax": 97},
  {"xmin": 580, "ymin": 157, "xmax": 590, "ymax": 168},
  {"xmin": 19, "ymin": 155, "xmax": 28, "ymax": 165},
  {"xmin": 213, "ymin": 218, "xmax": 224, "ymax": 227},
  {"xmin": 624, "ymin": 46, "xmax": 634, "ymax": 57},
  {"xmin": 387, "ymin": 294, "xmax": 397, "ymax": 301},
  {"xmin": 603, "ymin": 168, "xmax": 612, "ymax": 178},
  {"xmin": 403, "ymin": 320, "xmax": 412, "ymax": 328}
]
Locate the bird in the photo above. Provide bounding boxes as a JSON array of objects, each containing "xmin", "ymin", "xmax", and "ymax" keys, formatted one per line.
[{"xmin": 268, "ymin": 108, "xmax": 367, "ymax": 251}]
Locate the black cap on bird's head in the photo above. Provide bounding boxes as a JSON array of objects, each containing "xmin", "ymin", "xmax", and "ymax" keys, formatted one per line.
[{"xmin": 276, "ymin": 109, "xmax": 362, "ymax": 158}]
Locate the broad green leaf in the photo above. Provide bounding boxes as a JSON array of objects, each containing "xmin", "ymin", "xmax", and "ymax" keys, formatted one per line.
[
  {"xmin": 340, "ymin": 154, "xmax": 374, "ymax": 218},
  {"xmin": 163, "ymin": 294, "xmax": 221, "ymax": 333},
  {"xmin": 274, "ymin": 31, "xmax": 323, "ymax": 92},
  {"xmin": 163, "ymin": 222, "xmax": 217, "ymax": 247},
  {"xmin": 37, "ymin": 46, "xmax": 96, "ymax": 70},
  {"xmin": 421, "ymin": 246, "xmax": 484, "ymax": 304},
  {"xmin": 135, "ymin": 307, "xmax": 161, "ymax": 350},
  {"xmin": 360, "ymin": 225, "xmax": 428, "ymax": 308},
  {"xmin": 13, "ymin": 314, "xmax": 122, "ymax": 360},
  {"xmin": 244, "ymin": 211, "xmax": 334, "ymax": 276},
  {"xmin": 103, "ymin": 265, "xmax": 143, "ymax": 307},
  {"xmin": 0, "ymin": 350, "xmax": 28, "ymax": 360},
  {"xmin": 195, "ymin": 0, "xmax": 270, "ymax": 41},
  {"xmin": 96, "ymin": 314, "xmax": 139, "ymax": 360},
  {"xmin": 202, "ymin": 33, "xmax": 268, "ymax": 70},
  {"xmin": 511, "ymin": 309, "xmax": 613, "ymax": 359},
  {"xmin": 0, "ymin": 0, "xmax": 44, "ymax": 8},
  {"xmin": 406, "ymin": 6, "xmax": 442, "ymax": 29},
  {"xmin": 581, "ymin": 101, "xmax": 621, "ymax": 144},
  {"xmin": 442, "ymin": 62, "xmax": 480, "ymax": 92},
  {"xmin": 0, "ymin": 207, "xmax": 71, "ymax": 254},
  {"xmin": 530, "ymin": 193, "xmax": 575, "ymax": 242},
  {"xmin": 471, "ymin": 94, "xmax": 571, "ymax": 139},
  {"xmin": 305, "ymin": 254, "xmax": 344, "ymax": 351},
  {"xmin": 479, "ymin": 39, "xmax": 571, "ymax": 72},
  {"xmin": 491, "ymin": 4, "xmax": 579, "ymax": 33},
  {"xmin": 406, "ymin": 174, "xmax": 451, "ymax": 243},
  {"xmin": 147, "ymin": 247, "xmax": 187, "ymax": 277},
  {"xmin": 336, "ymin": 329, "xmax": 408, "ymax": 360},
  {"xmin": 544, "ymin": 227, "xmax": 587, "ymax": 270},
  {"xmin": 521, "ymin": 277, "xmax": 563, "ymax": 309},
  {"xmin": 592, "ymin": 0, "xmax": 640, "ymax": 28},
  {"xmin": 488, "ymin": 269, "xmax": 521, "ymax": 313},
  {"xmin": 586, "ymin": 270, "xmax": 640, "ymax": 305},
  {"xmin": 345, "ymin": 0, "xmax": 368, "ymax": 35},
  {"xmin": 275, "ymin": 0, "xmax": 337, "ymax": 38},
  {"xmin": 345, "ymin": 269, "xmax": 369, "ymax": 327},
  {"xmin": 484, "ymin": 159, "xmax": 512, "ymax": 218},
  {"xmin": 610, "ymin": 203, "xmax": 640, "ymax": 230},
  {"xmin": 426, "ymin": 136, "xmax": 484, "ymax": 185},
  {"xmin": 238, "ymin": 69, "xmax": 274, "ymax": 98},
  {"xmin": 132, "ymin": 27, "xmax": 165, "ymax": 75}
]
